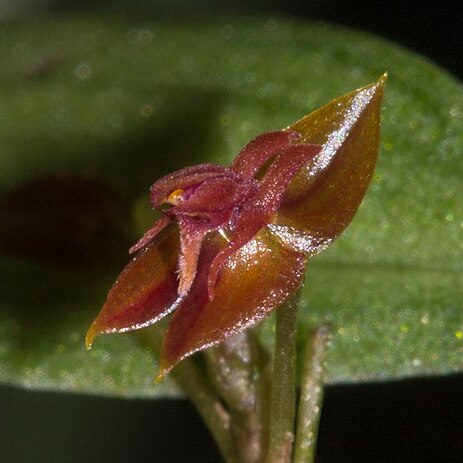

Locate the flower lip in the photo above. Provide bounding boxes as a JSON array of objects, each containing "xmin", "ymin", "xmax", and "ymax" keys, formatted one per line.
[
  {"xmin": 150, "ymin": 164, "xmax": 236, "ymax": 208},
  {"xmin": 130, "ymin": 169, "xmax": 256, "ymax": 255},
  {"xmin": 171, "ymin": 176, "xmax": 257, "ymax": 218}
]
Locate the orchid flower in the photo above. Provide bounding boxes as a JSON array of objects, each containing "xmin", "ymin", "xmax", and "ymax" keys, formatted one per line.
[{"xmin": 86, "ymin": 75, "xmax": 386, "ymax": 378}]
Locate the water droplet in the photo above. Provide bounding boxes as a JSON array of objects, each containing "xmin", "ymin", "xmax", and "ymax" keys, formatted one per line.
[
  {"xmin": 264, "ymin": 19, "xmax": 278, "ymax": 33},
  {"xmin": 220, "ymin": 115, "xmax": 231, "ymax": 126},
  {"xmin": 449, "ymin": 106, "xmax": 462, "ymax": 118},
  {"xmin": 420, "ymin": 315, "xmax": 429, "ymax": 325},
  {"xmin": 127, "ymin": 29, "xmax": 153, "ymax": 45},
  {"xmin": 75, "ymin": 63, "xmax": 91, "ymax": 80},
  {"xmin": 400, "ymin": 324, "xmax": 409, "ymax": 334},
  {"xmin": 384, "ymin": 142, "xmax": 393, "ymax": 151},
  {"xmin": 220, "ymin": 25, "xmax": 235, "ymax": 40},
  {"xmin": 140, "ymin": 104, "xmax": 154, "ymax": 118}
]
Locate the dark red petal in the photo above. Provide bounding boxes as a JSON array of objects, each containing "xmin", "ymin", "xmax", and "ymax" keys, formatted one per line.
[
  {"xmin": 208, "ymin": 143, "xmax": 321, "ymax": 297},
  {"xmin": 231, "ymin": 130, "xmax": 301, "ymax": 178},
  {"xmin": 176, "ymin": 215, "xmax": 213, "ymax": 296},
  {"xmin": 129, "ymin": 215, "xmax": 171, "ymax": 254},
  {"xmin": 149, "ymin": 164, "xmax": 234, "ymax": 207},
  {"xmin": 277, "ymin": 75, "xmax": 386, "ymax": 256},
  {"xmin": 86, "ymin": 226, "xmax": 180, "ymax": 348},
  {"xmin": 158, "ymin": 227, "xmax": 307, "ymax": 378}
]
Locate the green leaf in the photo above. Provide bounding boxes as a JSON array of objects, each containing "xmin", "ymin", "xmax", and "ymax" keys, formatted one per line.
[{"xmin": 0, "ymin": 16, "xmax": 461, "ymax": 397}]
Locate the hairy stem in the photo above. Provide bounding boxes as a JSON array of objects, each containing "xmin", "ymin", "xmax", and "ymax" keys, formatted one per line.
[
  {"xmin": 293, "ymin": 325, "xmax": 332, "ymax": 463},
  {"xmin": 205, "ymin": 331, "xmax": 272, "ymax": 463},
  {"xmin": 265, "ymin": 291, "xmax": 300, "ymax": 463}
]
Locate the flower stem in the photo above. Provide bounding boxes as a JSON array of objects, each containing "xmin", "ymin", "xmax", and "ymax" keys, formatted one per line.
[
  {"xmin": 137, "ymin": 326, "xmax": 235, "ymax": 463},
  {"xmin": 205, "ymin": 331, "xmax": 272, "ymax": 463},
  {"xmin": 172, "ymin": 358, "xmax": 236, "ymax": 462},
  {"xmin": 293, "ymin": 325, "xmax": 331, "ymax": 463},
  {"xmin": 265, "ymin": 291, "xmax": 300, "ymax": 463}
]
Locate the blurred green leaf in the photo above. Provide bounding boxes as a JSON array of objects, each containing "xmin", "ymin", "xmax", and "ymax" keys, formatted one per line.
[{"xmin": 0, "ymin": 16, "xmax": 461, "ymax": 397}]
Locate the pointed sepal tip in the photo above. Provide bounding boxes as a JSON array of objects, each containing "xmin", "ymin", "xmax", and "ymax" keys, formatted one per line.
[{"xmin": 85, "ymin": 325, "xmax": 98, "ymax": 350}]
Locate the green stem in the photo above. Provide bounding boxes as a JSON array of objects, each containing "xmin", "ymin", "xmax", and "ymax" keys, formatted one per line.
[
  {"xmin": 293, "ymin": 325, "xmax": 332, "ymax": 463},
  {"xmin": 205, "ymin": 331, "xmax": 272, "ymax": 463},
  {"xmin": 172, "ymin": 358, "xmax": 235, "ymax": 462},
  {"xmin": 265, "ymin": 291, "xmax": 300, "ymax": 463},
  {"xmin": 137, "ymin": 327, "xmax": 235, "ymax": 463}
]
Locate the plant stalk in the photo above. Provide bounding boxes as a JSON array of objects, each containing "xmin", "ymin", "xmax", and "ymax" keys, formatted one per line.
[
  {"xmin": 265, "ymin": 291, "xmax": 300, "ymax": 463},
  {"xmin": 293, "ymin": 325, "xmax": 331, "ymax": 463},
  {"xmin": 138, "ymin": 326, "xmax": 235, "ymax": 463},
  {"xmin": 205, "ymin": 331, "xmax": 272, "ymax": 463}
]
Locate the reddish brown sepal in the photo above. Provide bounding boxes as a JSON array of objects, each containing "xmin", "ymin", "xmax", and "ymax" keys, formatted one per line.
[
  {"xmin": 86, "ymin": 226, "xmax": 180, "ymax": 348},
  {"xmin": 277, "ymin": 74, "xmax": 387, "ymax": 256},
  {"xmin": 158, "ymin": 228, "xmax": 307, "ymax": 377}
]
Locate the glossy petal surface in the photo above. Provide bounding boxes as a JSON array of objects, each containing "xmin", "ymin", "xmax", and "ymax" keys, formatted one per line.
[
  {"xmin": 208, "ymin": 143, "xmax": 321, "ymax": 294},
  {"xmin": 277, "ymin": 76, "xmax": 386, "ymax": 256},
  {"xmin": 86, "ymin": 227, "xmax": 180, "ymax": 348},
  {"xmin": 159, "ymin": 227, "xmax": 307, "ymax": 377}
]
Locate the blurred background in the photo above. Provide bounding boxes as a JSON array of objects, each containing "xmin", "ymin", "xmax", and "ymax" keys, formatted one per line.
[
  {"xmin": 0, "ymin": 1, "xmax": 461, "ymax": 462},
  {"xmin": 1, "ymin": 0, "xmax": 461, "ymax": 79}
]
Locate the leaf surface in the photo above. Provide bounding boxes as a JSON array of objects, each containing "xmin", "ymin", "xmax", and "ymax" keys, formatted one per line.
[{"xmin": 0, "ymin": 16, "xmax": 461, "ymax": 397}]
